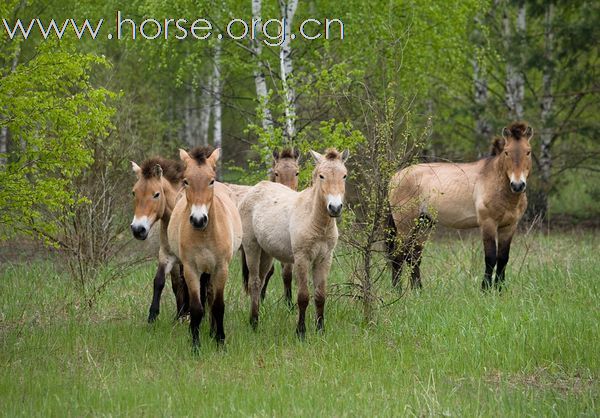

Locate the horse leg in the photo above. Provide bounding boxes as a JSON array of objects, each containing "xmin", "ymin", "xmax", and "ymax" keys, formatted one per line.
[
  {"xmin": 495, "ymin": 225, "xmax": 515, "ymax": 290},
  {"xmin": 260, "ymin": 264, "xmax": 275, "ymax": 301},
  {"xmin": 245, "ymin": 241, "xmax": 263, "ymax": 330},
  {"xmin": 480, "ymin": 222, "xmax": 498, "ymax": 290},
  {"xmin": 282, "ymin": 263, "xmax": 294, "ymax": 308},
  {"xmin": 312, "ymin": 255, "xmax": 332, "ymax": 333},
  {"xmin": 199, "ymin": 273, "xmax": 211, "ymax": 332},
  {"xmin": 408, "ymin": 213, "xmax": 433, "ymax": 289},
  {"xmin": 148, "ymin": 263, "xmax": 166, "ymax": 323},
  {"xmin": 170, "ymin": 262, "xmax": 188, "ymax": 319},
  {"xmin": 184, "ymin": 265, "xmax": 204, "ymax": 352},
  {"xmin": 294, "ymin": 258, "xmax": 310, "ymax": 339},
  {"xmin": 210, "ymin": 268, "xmax": 227, "ymax": 345}
]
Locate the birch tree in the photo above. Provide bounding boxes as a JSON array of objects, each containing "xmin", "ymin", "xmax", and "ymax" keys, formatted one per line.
[
  {"xmin": 503, "ymin": 0, "xmax": 526, "ymax": 120},
  {"xmin": 251, "ymin": 0, "xmax": 273, "ymax": 135},
  {"xmin": 279, "ymin": 0, "xmax": 298, "ymax": 143},
  {"xmin": 212, "ymin": 38, "xmax": 223, "ymax": 178}
]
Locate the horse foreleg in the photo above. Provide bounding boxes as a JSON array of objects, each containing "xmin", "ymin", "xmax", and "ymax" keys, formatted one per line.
[
  {"xmin": 148, "ymin": 263, "xmax": 166, "ymax": 323},
  {"xmin": 480, "ymin": 222, "xmax": 498, "ymax": 290},
  {"xmin": 282, "ymin": 263, "xmax": 294, "ymax": 308},
  {"xmin": 210, "ymin": 268, "xmax": 227, "ymax": 345},
  {"xmin": 312, "ymin": 256, "xmax": 332, "ymax": 333},
  {"xmin": 171, "ymin": 262, "xmax": 188, "ymax": 319},
  {"xmin": 294, "ymin": 258, "xmax": 310, "ymax": 339},
  {"xmin": 495, "ymin": 226, "xmax": 515, "ymax": 290},
  {"xmin": 184, "ymin": 265, "xmax": 204, "ymax": 352},
  {"xmin": 245, "ymin": 242, "xmax": 263, "ymax": 330}
]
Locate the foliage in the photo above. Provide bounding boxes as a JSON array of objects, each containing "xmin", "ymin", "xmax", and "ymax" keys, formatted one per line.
[{"xmin": 0, "ymin": 42, "xmax": 115, "ymax": 241}]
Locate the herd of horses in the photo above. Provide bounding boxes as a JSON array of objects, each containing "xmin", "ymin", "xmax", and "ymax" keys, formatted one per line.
[{"xmin": 130, "ymin": 121, "xmax": 534, "ymax": 350}]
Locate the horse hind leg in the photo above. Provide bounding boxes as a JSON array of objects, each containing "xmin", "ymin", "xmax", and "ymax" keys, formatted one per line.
[
  {"xmin": 209, "ymin": 270, "xmax": 226, "ymax": 345},
  {"xmin": 282, "ymin": 263, "xmax": 293, "ymax": 308},
  {"xmin": 260, "ymin": 264, "xmax": 275, "ymax": 301},
  {"xmin": 408, "ymin": 213, "xmax": 433, "ymax": 289},
  {"xmin": 171, "ymin": 262, "xmax": 189, "ymax": 320},
  {"xmin": 244, "ymin": 241, "xmax": 263, "ymax": 330}
]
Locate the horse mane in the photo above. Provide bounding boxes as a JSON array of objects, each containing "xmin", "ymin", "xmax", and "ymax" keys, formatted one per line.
[
  {"xmin": 506, "ymin": 121, "xmax": 529, "ymax": 140},
  {"xmin": 489, "ymin": 136, "xmax": 505, "ymax": 156},
  {"xmin": 189, "ymin": 146, "xmax": 215, "ymax": 166},
  {"xmin": 278, "ymin": 147, "xmax": 298, "ymax": 160},
  {"xmin": 141, "ymin": 157, "xmax": 184, "ymax": 185},
  {"xmin": 324, "ymin": 148, "xmax": 341, "ymax": 161}
]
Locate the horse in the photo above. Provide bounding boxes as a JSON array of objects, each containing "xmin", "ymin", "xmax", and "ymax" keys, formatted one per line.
[
  {"xmin": 167, "ymin": 146, "xmax": 242, "ymax": 350},
  {"xmin": 239, "ymin": 148, "xmax": 349, "ymax": 338},
  {"xmin": 130, "ymin": 157, "xmax": 189, "ymax": 322},
  {"xmin": 241, "ymin": 147, "xmax": 301, "ymax": 306},
  {"xmin": 387, "ymin": 121, "xmax": 533, "ymax": 290}
]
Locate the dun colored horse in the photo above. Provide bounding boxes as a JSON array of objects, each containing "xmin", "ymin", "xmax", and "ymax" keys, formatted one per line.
[
  {"xmin": 167, "ymin": 147, "xmax": 242, "ymax": 350},
  {"xmin": 241, "ymin": 147, "xmax": 301, "ymax": 305},
  {"xmin": 387, "ymin": 122, "xmax": 533, "ymax": 290},
  {"xmin": 130, "ymin": 157, "xmax": 188, "ymax": 322},
  {"xmin": 239, "ymin": 148, "xmax": 349, "ymax": 337}
]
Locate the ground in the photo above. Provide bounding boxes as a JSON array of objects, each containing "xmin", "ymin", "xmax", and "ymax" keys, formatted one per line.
[{"xmin": 0, "ymin": 230, "xmax": 598, "ymax": 416}]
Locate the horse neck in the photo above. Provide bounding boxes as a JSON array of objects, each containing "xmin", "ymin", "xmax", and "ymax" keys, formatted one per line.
[
  {"xmin": 160, "ymin": 179, "xmax": 181, "ymax": 221},
  {"xmin": 305, "ymin": 185, "xmax": 336, "ymax": 231}
]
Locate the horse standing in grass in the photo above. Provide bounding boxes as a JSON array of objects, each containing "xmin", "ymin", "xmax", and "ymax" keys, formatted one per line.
[
  {"xmin": 130, "ymin": 158, "xmax": 188, "ymax": 322},
  {"xmin": 239, "ymin": 148, "xmax": 349, "ymax": 337},
  {"xmin": 241, "ymin": 147, "xmax": 301, "ymax": 306},
  {"xmin": 168, "ymin": 147, "xmax": 242, "ymax": 350},
  {"xmin": 387, "ymin": 122, "xmax": 533, "ymax": 290}
]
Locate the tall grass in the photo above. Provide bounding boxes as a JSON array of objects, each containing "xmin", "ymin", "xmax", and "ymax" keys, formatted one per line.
[{"xmin": 0, "ymin": 231, "xmax": 597, "ymax": 416}]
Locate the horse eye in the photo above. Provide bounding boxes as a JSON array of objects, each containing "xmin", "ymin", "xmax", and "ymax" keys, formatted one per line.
[
  {"xmin": 295, "ymin": 172, "xmax": 299, "ymax": 177},
  {"xmin": 527, "ymin": 151, "xmax": 531, "ymax": 156},
  {"xmin": 132, "ymin": 191, "xmax": 135, "ymax": 197},
  {"xmin": 274, "ymin": 172, "xmax": 279, "ymax": 177},
  {"xmin": 343, "ymin": 174, "xmax": 347, "ymax": 180},
  {"xmin": 153, "ymin": 192, "xmax": 160, "ymax": 199},
  {"xmin": 504, "ymin": 151, "xmax": 509, "ymax": 156},
  {"xmin": 183, "ymin": 179, "xmax": 189, "ymax": 186},
  {"xmin": 319, "ymin": 174, "xmax": 325, "ymax": 179},
  {"xmin": 209, "ymin": 179, "xmax": 215, "ymax": 185}
]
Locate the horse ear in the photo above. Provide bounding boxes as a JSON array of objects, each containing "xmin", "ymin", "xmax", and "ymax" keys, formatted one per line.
[
  {"xmin": 272, "ymin": 149, "xmax": 280, "ymax": 160},
  {"xmin": 502, "ymin": 127, "xmax": 511, "ymax": 140},
  {"xmin": 153, "ymin": 164, "xmax": 163, "ymax": 178},
  {"xmin": 525, "ymin": 126, "xmax": 534, "ymax": 141},
  {"xmin": 293, "ymin": 147, "xmax": 301, "ymax": 161},
  {"xmin": 179, "ymin": 148, "xmax": 191, "ymax": 163},
  {"xmin": 309, "ymin": 150, "xmax": 324, "ymax": 164},
  {"xmin": 341, "ymin": 149, "xmax": 350, "ymax": 163},
  {"xmin": 208, "ymin": 148, "xmax": 221, "ymax": 168},
  {"xmin": 131, "ymin": 161, "xmax": 141, "ymax": 178},
  {"xmin": 490, "ymin": 137, "xmax": 506, "ymax": 156}
]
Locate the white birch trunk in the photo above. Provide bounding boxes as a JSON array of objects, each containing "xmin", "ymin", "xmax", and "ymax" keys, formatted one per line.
[
  {"xmin": 472, "ymin": 16, "xmax": 491, "ymax": 154},
  {"xmin": 539, "ymin": 2, "xmax": 555, "ymax": 215},
  {"xmin": 198, "ymin": 77, "xmax": 213, "ymax": 146},
  {"xmin": 252, "ymin": 0, "xmax": 273, "ymax": 134},
  {"xmin": 279, "ymin": 0, "xmax": 298, "ymax": 144},
  {"xmin": 212, "ymin": 39, "xmax": 223, "ymax": 178},
  {"xmin": 504, "ymin": 1, "xmax": 526, "ymax": 120},
  {"xmin": 183, "ymin": 84, "xmax": 198, "ymax": 147}
]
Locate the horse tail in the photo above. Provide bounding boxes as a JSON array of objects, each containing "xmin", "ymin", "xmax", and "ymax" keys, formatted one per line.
[
  {"xmin": 385, "ymin": 205, "xmax": 398, "ymax": 262},
  {"xmin": 241, "ymin": 246, "xmax": 249, "ymax": 294}
]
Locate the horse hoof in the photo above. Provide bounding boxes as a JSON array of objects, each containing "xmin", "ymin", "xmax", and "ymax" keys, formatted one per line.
[
  {"xmin": 148, "ymin": 311, "xmax": 159, "ymax": 323},
  {"xmin": 249, "ymin": 317, "xmax": 258, "ymax": 331},
  {"xmin": 191, "ymin": 343, "xmax": 200, "ymax": 356},
  {"xmin": 296, "ymin": 326, "xmax": 306, "ymax": 340}
]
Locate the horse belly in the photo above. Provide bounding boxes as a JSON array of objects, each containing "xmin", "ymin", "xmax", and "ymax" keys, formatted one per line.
[
  {"xmin": 253, "ymin": 212, "xmax": 294, "ymax": 263},
  {"xmin": 428, "ymin": 193, "xmax": 479, "ymax": 229}
]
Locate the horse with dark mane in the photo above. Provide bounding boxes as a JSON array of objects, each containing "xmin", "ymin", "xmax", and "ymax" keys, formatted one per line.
[
  {"xmin": 387, "ymin": 122, "xmax": 533, "ymax": 290},
  {"xmin": 130, "ymin": 157, "xmax": 188, "ymax": 322}
]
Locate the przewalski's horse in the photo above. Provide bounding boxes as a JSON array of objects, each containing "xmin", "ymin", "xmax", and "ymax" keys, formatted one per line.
[
  {"xmin": 239, "ymin": 148, "xmax": 349, "ymax": 338},
  {"xmin": 167, "ymin": 146, "xmax": 242, "ymax": 350},
  {"xmin": 130, "ymin": 157, "xmax": 189, "ymax": 322},
  {"xmin": 387, "ymin": 121, "xmax": 533, "ymax": 290},
  {"xmin": 242, "ymin": 147, "xmax": 301, "ymax": 306}
]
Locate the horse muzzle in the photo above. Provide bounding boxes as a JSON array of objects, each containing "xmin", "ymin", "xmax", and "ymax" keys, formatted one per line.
[
  {"xmin": 131, "ymin": 224, "xmax": 149, "ymax": 240},
  {"xmin": 510, "ymin": 181, "xmax": 526, "ymax": 193},
  {"xmin": 190, "ymin": 214, "xmax": 208, "ymax": 230},
  {"xmin": 327, "ymin": 203, "xmax": 343, "ymax": 218}
]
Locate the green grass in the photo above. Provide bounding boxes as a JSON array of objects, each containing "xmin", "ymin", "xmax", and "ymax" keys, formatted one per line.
[{"xmin": 0, "ymin": 231, "xmax": 598, "ymax": 416}]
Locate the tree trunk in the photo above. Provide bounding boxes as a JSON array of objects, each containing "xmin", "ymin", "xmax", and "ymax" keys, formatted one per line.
[
  {"xmin": 279, "ymin": 0, "xmax": 298, "ymax": 144},
  {"xmin": 538, "ymin": 2, "xmax": 555, "ymax": 219},
  {"xmin": 252, "ymin": 0, "xmax": 273, "ymax": 135},
  {"xmin": 198, "ymin": 77, "xmax": 213, "ymax": 146},
  {"xmin": 212, "ymin": 38, "xmax": 223, "ymax": 179},
  {"xmin": 504, "ymin": 0, "xmax": 526, "ymax": 120},
  {"xmin": 472, "ymin": 16, "xmax": 492, "ymax": 155}
]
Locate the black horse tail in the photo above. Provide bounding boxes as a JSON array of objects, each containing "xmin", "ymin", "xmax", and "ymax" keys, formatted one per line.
[{"xmin": 241, "ymin": 246, "xmax": 249, "ymax": 294}]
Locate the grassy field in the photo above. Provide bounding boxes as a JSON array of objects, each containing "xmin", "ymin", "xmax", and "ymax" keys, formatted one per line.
[{"xmin": 0, "ymin": 231, "xmax": 598, "ymax": 416}]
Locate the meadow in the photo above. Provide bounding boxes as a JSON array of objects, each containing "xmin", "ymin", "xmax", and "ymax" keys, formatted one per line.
[{"xmin": 0, "ymin": 230, "xmax": 598, "ymax": 417}]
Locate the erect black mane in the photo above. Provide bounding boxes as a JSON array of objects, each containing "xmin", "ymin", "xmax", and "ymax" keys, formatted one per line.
[
  {"xmin": 188, "ymin": 146, "xmax": 215, "ymax": 166},
  {"xmin": 141, "ymin": 157, "xmax": 184, "ymax": 184}
]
